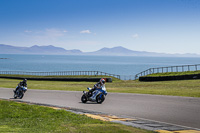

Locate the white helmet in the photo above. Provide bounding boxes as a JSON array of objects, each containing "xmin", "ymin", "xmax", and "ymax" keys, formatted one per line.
[{"xmin": 100, "ymin": 78, "xmax": 105, "ymax": 85}]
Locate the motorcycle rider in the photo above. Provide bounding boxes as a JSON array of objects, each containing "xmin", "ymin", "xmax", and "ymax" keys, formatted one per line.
[
  {"xmin": 14, "ymin": 79, "xmax": 27, "ymax": 93},
  {"xmin": 88, "ymin": 78, "xmax": 105, "ymax": 96}
]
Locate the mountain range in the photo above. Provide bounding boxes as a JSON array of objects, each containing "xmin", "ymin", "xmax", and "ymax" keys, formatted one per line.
[{"xmin": 0, "ymin": 44, "xmax": 199, "ymax": 57}]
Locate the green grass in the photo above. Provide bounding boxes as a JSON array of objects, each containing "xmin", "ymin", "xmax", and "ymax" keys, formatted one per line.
[
  {"xmin": 0, "ymin": 77, "xmax": 200, "ymax": 97},
  {"xmin": 0, "ymin": 100, "xmax": 154, "ymax": 133},
  {"xmin": 108, "ymin": 80, "xmax": 200, "ymax": 97},
  {"xmin": 144, "ymin": 70, "xmax": 200, "ymax": 77}
]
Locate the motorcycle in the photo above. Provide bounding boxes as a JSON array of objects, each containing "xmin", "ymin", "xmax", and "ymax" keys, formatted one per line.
[
  {"xmin": 13, "ymin": 86, "xmax": 27, "ymax": 99},
  {"xmin": 81, "ymin": 86, "xmax": 107, "ymax": 104}
]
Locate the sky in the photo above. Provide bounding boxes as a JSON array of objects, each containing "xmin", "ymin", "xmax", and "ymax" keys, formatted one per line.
[{"xmin": 0, "ymin": 0, "xmax": 200, "ymax": 54}]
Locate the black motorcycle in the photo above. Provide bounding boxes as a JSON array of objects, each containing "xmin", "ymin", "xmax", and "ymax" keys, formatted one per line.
[{"xmin": 13, "ymin": 86, "xmax": 27, "ymax": 99}]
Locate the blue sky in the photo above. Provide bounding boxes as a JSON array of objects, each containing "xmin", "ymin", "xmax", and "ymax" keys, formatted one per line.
[{"xmin": 0, "ymin": 0, "xmax": 200, "ymax": 54}]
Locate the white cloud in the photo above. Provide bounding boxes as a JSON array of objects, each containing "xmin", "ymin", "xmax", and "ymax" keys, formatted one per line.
[
  {"xmin": 24, "ymin": 28, "xmax": 67, "ymax": 37},
  {"xmin": 45, "ymin": 28, "xmax": 65, "ymax": 37},
  {"xmin": 132, "ymin": 34, "xmax": 139, "ymax": 38},
  {"xmin": 80, "ymin": 30, "xmax": 91, "ymax": 34},
  {"xmin": 24, "ymin": 30, "xmax": 32, "ymax": 33},
  {"xmin": 22, "ymin": 28, "xmax": 69, "ymax": 45}
]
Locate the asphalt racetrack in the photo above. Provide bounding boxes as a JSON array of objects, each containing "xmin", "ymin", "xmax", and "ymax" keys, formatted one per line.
[{"xmin": 0, "ymin": 88, "xmax": 200, "ymax": 129}]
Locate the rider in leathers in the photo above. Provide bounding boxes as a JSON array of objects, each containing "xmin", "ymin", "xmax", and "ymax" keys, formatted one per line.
[
  {"xmin": 88, "ymin": 78, "xmax": 105, "ymax": 96},
  {"xmin": 14, "ymin": 79, "xmax": 27, "ymax": 93}
]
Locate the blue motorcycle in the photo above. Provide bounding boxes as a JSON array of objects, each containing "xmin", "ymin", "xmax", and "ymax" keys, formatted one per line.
[
  {"xmin": 13, "ymin": 86, "xmax": 27, "ymax": 99},
  {"xmin": 81, "ymin": 87, "xmax": 107, "ymax": 104}
]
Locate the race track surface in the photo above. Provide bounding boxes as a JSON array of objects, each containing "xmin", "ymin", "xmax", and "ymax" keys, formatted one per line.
[{"xmin": 0, "ymin": 88, "xmax": 200, "ymax": 129}]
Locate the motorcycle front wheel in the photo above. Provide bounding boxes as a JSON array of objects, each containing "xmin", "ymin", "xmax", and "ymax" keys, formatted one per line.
[
  {"xmin": 14, "ymin": 93, "xmax": 17, "ymax": 99},
  {"xmin": 96, "ymin": 94, "xmax": 105, "ymax": 104},
  {"xmin": 19, "ymin": 91, "xmax": 24, "ymax": 99},
  {"xmin": 81, "ymin": 95, "xmax": 87, "ymax": 103}
]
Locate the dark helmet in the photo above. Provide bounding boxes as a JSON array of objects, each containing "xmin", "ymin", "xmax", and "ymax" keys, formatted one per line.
[
  {"xmin": 23, "ymin": 79, "xmax": 27, "ymax": 83},
  {"xmin": 100, "ymin": 78, "xmax": 105, "ymax": 85}
]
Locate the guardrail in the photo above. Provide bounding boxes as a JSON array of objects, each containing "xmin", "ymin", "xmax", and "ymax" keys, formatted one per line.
[
  {"xmin": 2, "ymin": 64, "xmax": 199, "ymax": 81},
  {"xmin": 0, "ymin": 71, "xmax": 121, "ymax": 79},
  {"xmin": 135, "ymin": 64, "xmax": 200, "ymax": 80}
]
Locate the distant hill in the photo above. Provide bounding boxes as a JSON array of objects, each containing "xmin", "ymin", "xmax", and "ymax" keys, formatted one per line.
[
  {"xmin": 86, "ymin": 46, "xmax": 166, "ymax": 56},
  {"xmin": 86, "ymin": 46, "xmax": 200, "ymax": 57},
  {"xmin": 0, "ymin": 44, "xmax": 199, "ymax": 57},
  {"xmin": 0, "ymin": 44, "xmax": 82, "ymax": 55},
  {"xmin": 90, "ymin": 46, "xmax": 138, "ymax": 56}
]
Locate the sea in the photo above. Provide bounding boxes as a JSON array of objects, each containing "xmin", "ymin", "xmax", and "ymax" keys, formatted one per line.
[{"xmin": 0, "ymin": 54, "xmax": 200, "ymax": 80}]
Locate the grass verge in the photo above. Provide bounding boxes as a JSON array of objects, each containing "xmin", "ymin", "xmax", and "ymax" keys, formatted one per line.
[
  {"xmin": 143, "ymin": 70, "xmax": 200, "ymax": 77},
  {"xmin": 0, "ymin": 100, "xmax": 154, "ymax": 133},
  {"xmin": 0, "ymin": 77, "xmax": 200, "ymax": 97}
]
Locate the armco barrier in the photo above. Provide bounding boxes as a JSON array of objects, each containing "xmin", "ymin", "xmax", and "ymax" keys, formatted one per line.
[
  {"xmin": 0, "ymin": 71, "xmax": 120, "ymax": 79},
  {"xmin": 139, "ymin": 74, "xmax": 200, "ymax": 81},
  {"xmin": 135, "ymin": 64, "xmax": 200, "ymax": 80},
  {"xmin": 0, "ymin": 76, "xmax": 112, "ymax": 82}
]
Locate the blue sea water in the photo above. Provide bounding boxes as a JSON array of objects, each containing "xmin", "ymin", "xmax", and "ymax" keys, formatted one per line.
[{"xmin": 0, "ymin": 54, "xmax": 200, "ymax": 79}]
